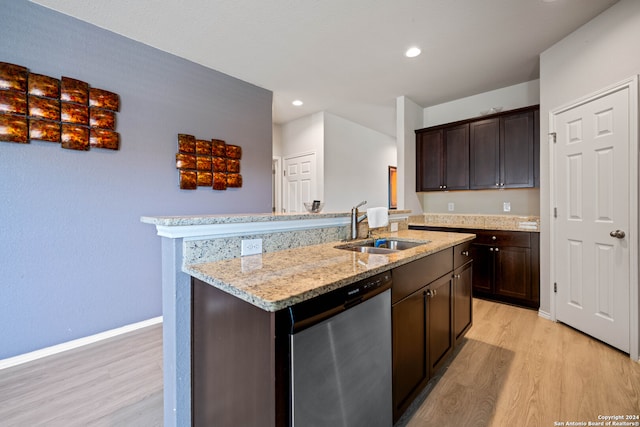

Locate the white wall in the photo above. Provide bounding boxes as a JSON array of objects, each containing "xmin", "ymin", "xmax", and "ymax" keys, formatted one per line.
[
  {"xmin": 539, "ymin": 0, "xmax": 640, "ymax": 317},
  {"xmin": 272, "ymin": 123, "xmax": 283, "ymax": 158},
  {"xmin": 280, "ymin": 112, "xmax": 325, "ymax": 204},
  {"xmin": 423, "ymin": 80, "xmax": 540, "ymax": 127},
  {"xmin": 397, "ymin": 96, "xmax": 424, "ymax": 214},
  {"xmin": 419, "ymin": 80, "xmax": 541, "ymax": 216},
  {"xmin": 422, "ymin": 188, "xmax": 540, "ymax": 215},
  {"xmin": 324, "ymin": 112, "xmax": 396, "ymax": 212}
]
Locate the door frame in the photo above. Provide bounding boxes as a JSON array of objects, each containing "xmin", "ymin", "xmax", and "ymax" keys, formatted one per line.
[
  {"xmin": 272, "ymin": 156, "xmax": 282, "ymax": 213},
  {"xmin": 549, "ymin": 76, "xmax": 639, "ymax": 361}
]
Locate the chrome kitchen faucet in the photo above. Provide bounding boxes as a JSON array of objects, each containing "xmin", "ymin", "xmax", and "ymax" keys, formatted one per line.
[{"xmin": 350, "ymin": 201, "xmax": 367, "ymax": 240}]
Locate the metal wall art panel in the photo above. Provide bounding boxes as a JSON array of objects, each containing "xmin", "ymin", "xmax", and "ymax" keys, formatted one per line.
[
  {"xmin": 0, "ymin": 113, "xmax": 28, "ymax": 143},
  {"xmin": 29, "ymin": 118, "xmax": 60, "ymax": 143},
  {"xmin": 0, "ymin": 90, "xmax": 27, "ymax": 115},
  {"xmin": 0, "ymin": 62, "xmax": 121, "ymax": 151},
  {"xmin": 175, "ymin": 133, "xmax": 242, "ymax": 191}
]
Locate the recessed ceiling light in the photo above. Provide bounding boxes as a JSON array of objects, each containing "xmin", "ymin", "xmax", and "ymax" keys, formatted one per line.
[
  {"xmin": 405, "ymin": 47, "xmax": 421, "ymax": 58},
  {"xmin": 292, "ymin": 100, "xmax": 303, "ymax": 106}
]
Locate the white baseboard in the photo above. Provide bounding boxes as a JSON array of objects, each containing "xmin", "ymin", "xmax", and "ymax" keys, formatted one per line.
[
  {"xmin": 538, "ymin": 309, "xmax": 552, "ymax": 320},
  {"xmin": 0, "ymin": 316, "xmax": 163, "ymax": 370}
]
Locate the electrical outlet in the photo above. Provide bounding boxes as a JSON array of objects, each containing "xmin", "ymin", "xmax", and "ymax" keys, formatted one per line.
[
  {"xmin": 448, "ymin": 202, "xmax": 455, "ymax": 212},
  {"xmin": 390, "ymin": 222, "xmax": 399, "ymax": 232},
  {"xmin": 241, "ymin": 238, "xmax": 262, "ymax": 256},
  {"xmin": 503, "ymin": 202, "xmax": 511, "ymax": 212}
]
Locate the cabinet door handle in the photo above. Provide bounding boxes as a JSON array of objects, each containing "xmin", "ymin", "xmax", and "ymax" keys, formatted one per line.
[
  {"xmin": 495, "ymin": 248, "xmax": 499, "ymax": 252},
  {"xmin": 495, "ymin": 183, "xmax": 499, "ymax": 187},
  {"xmin": 491, "ymin": 236, "xmax": 497, "ymax": 241},
  {"xmin": 489, "ymin": 247, "xmax": 494, "ymax": 252},
  {"xmin": 461, "ymin": 250, "xmax": 469, "ymax": 256},
  {"xmin": 443, "ymin": 185, "xmax": 447, "ymax": 189}
]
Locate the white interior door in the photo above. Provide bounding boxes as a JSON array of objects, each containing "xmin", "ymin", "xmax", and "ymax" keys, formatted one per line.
[
  {"xmin": 552, "ymin": 84, "xmax": 631, "ymax": 353},
  {"xmin": 283, "ymin": 152, "xmax": 316, "ymax": 213}
]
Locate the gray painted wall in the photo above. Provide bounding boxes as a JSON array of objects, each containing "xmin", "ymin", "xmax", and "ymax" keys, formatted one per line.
[{"xmin": 0, "ymin": 0, "xmax": 273, "ymax": 358}]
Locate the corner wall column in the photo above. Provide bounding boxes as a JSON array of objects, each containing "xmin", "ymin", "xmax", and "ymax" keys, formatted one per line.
[{"xmin": 161, "ymin": 237, "xmax": 191, "ymax": 427}]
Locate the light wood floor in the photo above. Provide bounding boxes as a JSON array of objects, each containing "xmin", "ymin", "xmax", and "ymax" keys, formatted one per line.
[
  {"xmin": 0, "ymin": 324, "xmax": 163, "ymax": 426},
  {"xmin": 398, "ymin": 299, "xmax": 640, "ymax": 426},
  {"xmin": 0, "ymin": 299, "xmax": 638, "ymax": 426}
]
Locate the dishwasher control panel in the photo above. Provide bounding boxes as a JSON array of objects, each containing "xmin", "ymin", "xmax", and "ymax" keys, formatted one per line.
[{"xmin": 288, "ymin": 271, "xmax": 392, "ymax": 333}]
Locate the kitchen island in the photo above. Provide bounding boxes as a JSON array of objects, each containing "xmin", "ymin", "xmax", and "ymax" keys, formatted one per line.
[{"xmin": 142, "ymin": 211, "xmax": 474, "ymax": 426}]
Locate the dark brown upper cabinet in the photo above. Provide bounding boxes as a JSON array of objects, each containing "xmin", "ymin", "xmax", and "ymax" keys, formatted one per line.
[
  {"xmin": 416, "ymin": 123, "xmax": 469, "ymax": 191},
  {"xmin": 416, "ymin": 105, "xmax": 539, "ymax": 192},
  {"xmin": 470, "ymin": 109, "xmax": 536, "ymax": 189}
]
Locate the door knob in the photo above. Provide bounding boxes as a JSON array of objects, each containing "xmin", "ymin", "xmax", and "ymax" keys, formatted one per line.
[{"xmin": 610, "ymin": 230, "xmax": 626, "ymax": 239}]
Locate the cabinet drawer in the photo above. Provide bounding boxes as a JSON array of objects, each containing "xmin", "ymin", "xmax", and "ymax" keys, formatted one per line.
[
  {"xmin": 392, "ymin": 248, "xmax": 453, "ymax": 304},
  {"xmin": 454, "ymin": 241, "xmax": 472, "ymax": 269},
  {"xmin": 473, "ymin": 230, "xmax": 530, "ymax": 247}
]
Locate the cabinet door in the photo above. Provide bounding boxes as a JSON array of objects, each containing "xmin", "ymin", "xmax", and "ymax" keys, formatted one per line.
[
  {"xmin": 501, "ymin": 110, "xmax": 534, "ymax": 188},
  {"xmin": 444, "ymin": 124, "xmax": 469, "ymax": 190},
  {"xmin": 453, "ymin": 262, "xmax": 472, "ymax": 343},
  {"xmin": 469, "ymin": 118, "xmax": 500, "ymax": 189},
  {"xmin": 470, "ymin": 243, "xmax": 493, "ymax": 293},
  {"xmin": 392, "ymin": 290, "xmax": 427, "ymax": 419},
  {"xmin": 416, "ymin": 129, "xmax": 444, "ymax": 191},
  {"xmin": 494, "ymin": 245, "xmax": 531, "ymax": 300},
  {"xmin": 427, "ymin": 275, "xmax": 453, "ymax": 377}
]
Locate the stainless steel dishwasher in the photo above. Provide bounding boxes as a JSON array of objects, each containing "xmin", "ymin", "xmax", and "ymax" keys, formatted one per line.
[{"xmin": 287, "ymin": 271, "xmax": 392, "ymax": 427}]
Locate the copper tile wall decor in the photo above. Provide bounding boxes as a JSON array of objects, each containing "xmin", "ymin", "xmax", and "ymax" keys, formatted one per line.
[
  {"xmin": 0, "ymin": 90, "xmax": 27, "ymax": 115},
  {"xmin": 176, "ymin": 133, "xmax": 243, "ymax": 191},
  {"xmin": 0, "ymin": 113, "xmax": 28, "ymax": 143},
  {"xmin": 28, "ymin": 74, "xmax": 60, "ymax": 98},
  {"xmin": 0, "ymin": 62, "xmax": 28, "ymax": 92},
  {"xmin": 0, "ymin": 61, "xmax": 120, "ymax": 150},
  {"xmin": 29, "ymin": 119, "xmax": 60, "ymax": 142}
]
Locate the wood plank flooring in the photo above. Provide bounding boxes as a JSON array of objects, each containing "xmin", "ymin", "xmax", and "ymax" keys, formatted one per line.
[
  {"xmin": 398, "ymin": 299, "xmax": 640, "ymax": 426},
  {"xmin": 0, "ymin": 299, "xmax": 638, "ymax": 426},
  {"xmin": 0, "ymin": 324, "xmax": 163, "ymax": 426}
]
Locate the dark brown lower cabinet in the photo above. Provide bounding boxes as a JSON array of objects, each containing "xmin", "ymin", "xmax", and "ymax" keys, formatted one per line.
[
  {"xmin": 453, "ymin": 256, "xmax": 473, "ymax": 344},
  {"xmin": 427, "ymin": 274, "xmax": 453, "ymax": 377},
  {"xmin": 391, "ymin": 244, "xmax": 473, "ymax": 422},
  {"xmin": 410, "ymin": 225, "xmax": 540, "ymax": 309},
  {"xmin": 392, "ymin": 287, "xmax": 428, "ymax": 419},
  {"xmin": 469, "ymin": 230, "xmax": 539, "ymax": 309}
]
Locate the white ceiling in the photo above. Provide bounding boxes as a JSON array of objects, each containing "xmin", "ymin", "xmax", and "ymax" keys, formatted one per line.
[{"xmin": 30, "ymin": 0, "xmax": 617, "ymax": 136}]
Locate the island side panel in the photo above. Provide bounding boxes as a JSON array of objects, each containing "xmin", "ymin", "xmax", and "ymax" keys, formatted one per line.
[
  {"xmin": 161, "ymin": 237, "xmax": 192, "ymax": 427},
  {"xmin": 192, "ymin": 278, "xmax": 276, "ymax": 427}
]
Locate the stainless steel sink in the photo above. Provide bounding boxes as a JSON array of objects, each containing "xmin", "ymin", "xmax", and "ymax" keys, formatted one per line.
[{"xmin": 335, "ymin": 239, "xmax": 429, "ymax": 254}]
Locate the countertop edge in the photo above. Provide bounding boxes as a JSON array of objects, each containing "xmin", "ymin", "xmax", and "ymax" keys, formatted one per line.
[{"xmin": 185, "ymin": 231, "xmax": 475, "ymax": 312}]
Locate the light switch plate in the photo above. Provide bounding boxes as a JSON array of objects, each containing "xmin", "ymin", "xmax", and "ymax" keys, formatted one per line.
[
  {"xmin": 448, "ymin": 202, "xmax": 455, "ymax": 212},
  {"xmin": 503, "ymin": 202, "xmax": 511, "ymax": 212},
  {"xmin": 241, "ymin": 238, "xmax": 262, "ymax": 256}
]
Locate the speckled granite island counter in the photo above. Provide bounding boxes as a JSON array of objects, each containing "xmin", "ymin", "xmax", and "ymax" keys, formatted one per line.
[
  {"xmin": 142, "ymin": 210, "xmax": 473, "ymax": 427},
  {"xmin": 185, "ymin": 229, "xmax": 474, "ymax": 311}
]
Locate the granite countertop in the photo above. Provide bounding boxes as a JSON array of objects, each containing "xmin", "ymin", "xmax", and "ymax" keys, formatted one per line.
[
  {"xmin": 185, "ymin": 229, "xmax": 474, "ymax": 312},
  {"xmin": 142, "ymin": 209, "xmax": 411, "ymax": 227},
  {"xmin": 409, "ymin": 213, "xmax": 540, "ymax": 232}
]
